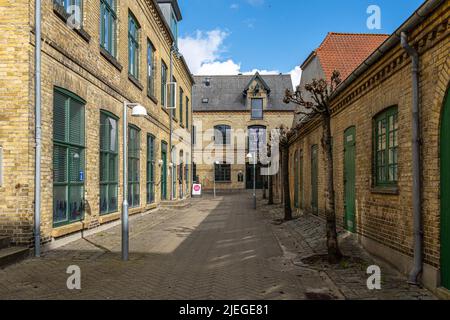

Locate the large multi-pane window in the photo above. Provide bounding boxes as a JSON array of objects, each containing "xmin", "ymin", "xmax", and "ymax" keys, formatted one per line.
[
  {"xmin": 99, "ymin": 111, "xmax": 118, "ymax": 215},
  {"xmin": 100, "ymin": 0, "xmax": 117, "ymax": 56},
  {"xmin": 215, "ymin": 163, "xmax": 231, "ymax": 182},
  {"xmin": 251, "ymin": 98, "xmax": 263, "ymax": 120},
  {"xmin": 128, "ymin": 126, "xmax": 141, "ymax": 207},
  {"xmin": 53, "ymin": 88, "xmax": 85, "ymax": 227},
  {"xmin": 55, "ymin": 0, "xmax": 83, "ymax": 27},
  {"xmin": 186, "ymin": 97, "xmax": 189, "ymax": 129},
  {"xmin": 161, "ymin": 60, "xmax": 168, "ymax": 107},
  {"xmin": 171, "ymin": 76, "xmax": 177, "ymax": 119},
  {"xmin": 374, "ymin": 106, "xmax": 399, "ymax": 186},
  {"xmin": 147, "ymin": 135, "xmax": 155, "ymax": 204},
  {"xmin": 147, "ymin": 40, "xmax": 155, "ymax": 97},
  {"xmin": 128, "ymin": 12, "xmax": 140, "ymax": 79},
  {"xmin": 214, "ymin": 125, "xmax": 231, "ymax": 145},
  {"xmin": 248, "ymin": 125, "xmax": 267, "ymax": 155},
  {"xmin": 179, "ymin": 88, "xmax": 184, "ymax": 125}
]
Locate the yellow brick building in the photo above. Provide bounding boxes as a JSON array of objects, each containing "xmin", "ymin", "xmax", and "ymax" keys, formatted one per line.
[
  {"xmin": 192, "ymin": 74, "xmax": 294, "ymax": 191},
  {"xmin": 0, "ymin": 0, "xmax": 194, "ymax": 245},
  {"xmin": 287, "ymin": 0, "xmax": 449, "ymax": 294}
]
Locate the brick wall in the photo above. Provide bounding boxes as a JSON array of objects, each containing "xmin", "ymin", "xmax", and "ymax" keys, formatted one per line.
[
  {"xmin": 0, "ymin": 0, "xmax": 193, "ymax": 244},
  {"xmin": 0, "ymin": 0, "xmax": 32, "ymax": 244},
  {"xmin": 288, "ymin": 2, "xmax": 449, "ymax": 282}
]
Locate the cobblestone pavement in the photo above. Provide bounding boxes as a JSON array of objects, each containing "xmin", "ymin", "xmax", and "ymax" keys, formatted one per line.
[{"xmin": 0, "ymin": 192, "xmax": 436, "ymax": 300}]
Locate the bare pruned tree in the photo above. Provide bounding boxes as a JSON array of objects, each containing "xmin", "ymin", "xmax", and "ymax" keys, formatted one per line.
[{"xmin": 284, "ymin": 70, "xmax": 343, "ymax": 263}]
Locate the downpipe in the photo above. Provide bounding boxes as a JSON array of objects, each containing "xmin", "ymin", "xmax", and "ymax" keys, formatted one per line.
[
  {"xmin": 401, "ymin": 32, "xmax": 422, "ymax": 285},
  {"xmin": 34, "ymin": 0, "xmax": 42, "ymax": 257}
]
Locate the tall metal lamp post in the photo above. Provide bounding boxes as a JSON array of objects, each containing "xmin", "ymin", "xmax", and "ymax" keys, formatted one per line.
[
  {"xmin": 247, "ymin": 153, "xmax": 256, "ymax": 209},
  {"xmin": 122, "ymin": 102, "xmax": 148, "ymax": 261}
]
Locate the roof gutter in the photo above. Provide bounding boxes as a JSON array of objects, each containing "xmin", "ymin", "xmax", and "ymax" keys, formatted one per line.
[{"xmin": 332, "ymin": 0, "xmax": 444, "ymax": 99}]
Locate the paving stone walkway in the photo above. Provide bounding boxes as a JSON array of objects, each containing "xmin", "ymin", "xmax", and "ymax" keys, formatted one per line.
[{"xmin": 0, "ymin": 192, "xmax": 436, "ymax": 300}]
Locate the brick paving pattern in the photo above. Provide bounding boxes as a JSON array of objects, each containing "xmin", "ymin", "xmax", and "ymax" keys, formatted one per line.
[{"xmin": 0, "ymin": 192, "xmax": 436, "ymax": 300}]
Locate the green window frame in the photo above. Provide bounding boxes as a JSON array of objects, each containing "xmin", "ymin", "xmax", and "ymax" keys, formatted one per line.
[
  {"xmin": 161, "ymin": 60, "xmax": 168, "ymax": 107},
  {"xmin": 128, "ymin": 125, "xmax": 141, "ymax": 207},
  {"xmin": 373, "ymin": 106, "xmax": 399, "ymax": 186},
  {"xmin": 171, "ymin": 76, "xmax": 177, "ymax": 120},
  {"xmin": 185, "ymin": 97, "xmax": 189, "ymax": 129},
  {"xmin": 100, "ymin": 0, "xmax": 117, "ymax": 57},
  {"xmin": 147, "ymin": 134, "xmax": 156, "ymax": 204},
  {"xmin": 147, "ymin": 40, "xmax": 156, "ymax": 98},
  {"xmin": 99, "ymin": 111, "xmax": 118, "ymax": 215},
  {"xmin": 53, "ymin": 87, "xmax": 86, "ymax": 227},
  {"xmin": 179, "ymin": 88, "xmax": 184, "ymax": 125},
  {"xmin": 128, "ymin": 12, "xmax": 140, "ymax": 79}
]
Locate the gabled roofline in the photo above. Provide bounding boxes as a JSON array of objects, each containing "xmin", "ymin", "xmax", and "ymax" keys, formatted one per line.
[
  {"xmin": 243, "ymin": 72, "xmax": 271, "ymax": 95},
  {"xmin": 332, "ymin": 0, "xmax": 445, "ymax": 99}
]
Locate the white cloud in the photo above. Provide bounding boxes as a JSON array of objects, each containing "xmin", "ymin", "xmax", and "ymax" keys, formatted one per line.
[
  {"xmin": 197, "ymin": 59, "xmax": 241, "ymax": 75},
  {"xmin": 179, "ymin": 28, "xmax": 299, "ymax": 88},
  {"xmin": 230, "ymin": 3, "xmax": 239, "ymax": 9},
  {"xmin": 178, "ymin": 29, "xmax": 230, "ymax": 75}
]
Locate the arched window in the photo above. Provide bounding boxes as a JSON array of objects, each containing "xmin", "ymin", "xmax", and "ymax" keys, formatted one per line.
[{"xmin": 214, "ymin": 125, "xmax": 231, "ymax": 145}]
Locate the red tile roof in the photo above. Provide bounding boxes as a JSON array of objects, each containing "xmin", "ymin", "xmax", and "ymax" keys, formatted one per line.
[{"xmin": 305, "ymin": 32, "xmax": 389, "ymax": 82}]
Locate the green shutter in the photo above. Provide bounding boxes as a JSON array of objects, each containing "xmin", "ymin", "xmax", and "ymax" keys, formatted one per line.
[{"xmin": 53, "ymin": 91, "xmax": 67, "ymax": 142}]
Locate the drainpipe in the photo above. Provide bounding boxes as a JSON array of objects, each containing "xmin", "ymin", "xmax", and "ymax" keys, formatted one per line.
[
  {"xmin": 34, "ymin": 0, "xmax": 42, "ymax": 257},
  {"xmin": 169, "ymin": 42, "xmax": 174, "ymax": 201},
  {"xmin": 401, "ymin": 32, "xmax": 422, "ymax": 285}
]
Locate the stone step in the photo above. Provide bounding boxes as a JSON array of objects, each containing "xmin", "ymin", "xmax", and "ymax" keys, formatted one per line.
[
  {"xmin": 0, "ymin": 237, "xmax": 10, "ymax": 250},
  {"xmin": 160, "ymin": 199, "xmax": 191, "ymax": 209},
  {"xmin": 0, "ymin": 246, "xmax": 30, "ymax": 269}
]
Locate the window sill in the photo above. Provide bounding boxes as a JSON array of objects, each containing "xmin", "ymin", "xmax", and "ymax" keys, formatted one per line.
[
  {"xmin": 53, "ymin": 3, "xmax": 91, "ymax": 43},
  {"xmin": 371, "ymin": 186, "xmax": 399, "ymax": 195},
  {"xmin": 147, "ymin": 93, "xmax": 158, "ymax": 105},
  {"xmin": 128, "ymin": 74, "xmax": 144, "ymax": 91},
  {"xmin": 215, "ymin": 181, "xmax": 232, "ymax": 184},
  {"xmin": 100, "ymin": 47, "xmax": 123, "ymax": 72}
]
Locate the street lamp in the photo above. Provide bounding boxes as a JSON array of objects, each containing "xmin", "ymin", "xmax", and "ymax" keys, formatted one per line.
[
  {"xmin": 214, "ymin": 160, "xmax": 220, "ymax": 198},
  {"xmin": 247, "ymin": 153, "xmax": 256, "ymax": 210},
  {"xmin": 122, "ymin": 101, "xmax": 148, "ymax": 261}
]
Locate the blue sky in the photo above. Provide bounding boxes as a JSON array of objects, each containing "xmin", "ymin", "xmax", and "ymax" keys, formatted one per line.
[{"xmin": 177, "ymin": 0, "xmax": 424, "ymax": 85}]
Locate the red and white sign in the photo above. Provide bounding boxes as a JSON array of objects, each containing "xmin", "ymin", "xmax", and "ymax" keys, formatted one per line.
[{"xmin": 192, "ymin": 184, "xmax": 202, "ymax": 196}]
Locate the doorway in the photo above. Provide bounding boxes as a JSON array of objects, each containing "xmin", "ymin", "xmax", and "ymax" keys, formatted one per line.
[
  {"xmin": 161, "ymin": 141, "xmax": 167, "ymax": 201},
  {"xmin": 311, "ymin": 145, "xmax": 319, "ymax": 214},
  {"xmin": 441, "ymin": 89, "xmax": 450, "ymax": 290},
  {"xmin": 344, "ymin": 127, "xmax": 356, "ymax": 233}
]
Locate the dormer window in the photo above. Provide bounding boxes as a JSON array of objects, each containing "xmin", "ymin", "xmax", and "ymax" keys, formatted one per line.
[
  {"xmin": 157, "ymin": 0, "xmax": 182, "ymax": 46},
  {"xmin": 170, "ymin": 12, "xmax": 178, "ymax": 43},
  {"xmin": 202, "ymin": 98, "xmax": 209, "ymax": 104},
  {"xmin": 251, "ymin": 98, "xmax": 263, "ymax": 120}
]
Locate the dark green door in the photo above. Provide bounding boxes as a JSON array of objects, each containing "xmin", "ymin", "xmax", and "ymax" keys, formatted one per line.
[
  {"xmin": 161, "ymin": 142, "xmax": 167, "ymax": 200},
  {"xmin": 300, "ymin": 150, "xmax": 304, "ymax": 209},
  {"xmin": 294, "ymin": 150, "xmax": 299, "ymax": 208},
  {"xmin": 441, "ymin": 89, "xmax": 450, "ymax": 290},
  {"xmin": 311, "ymin": 145, "xmax": 318, "ymax": 214},
  {"xmin": 344, "ymin": 127, "xmax": 356, "ymax": 233},
  {"xmin": 246, "ymin": 163, "xmax": 263, "ymax": 189}
]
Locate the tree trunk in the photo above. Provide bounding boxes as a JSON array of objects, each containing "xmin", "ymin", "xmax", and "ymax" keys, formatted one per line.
[
  {"xmin": 282, "ymin": 145, "xmax": 293, "ymax": 221},
  {"xmin": 322, "ymin": 113, "xmax": 342, "ymax": 263},
  {"xmin": 268, "ymin": 174, "xmax": 274, "ymax": 205}
]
